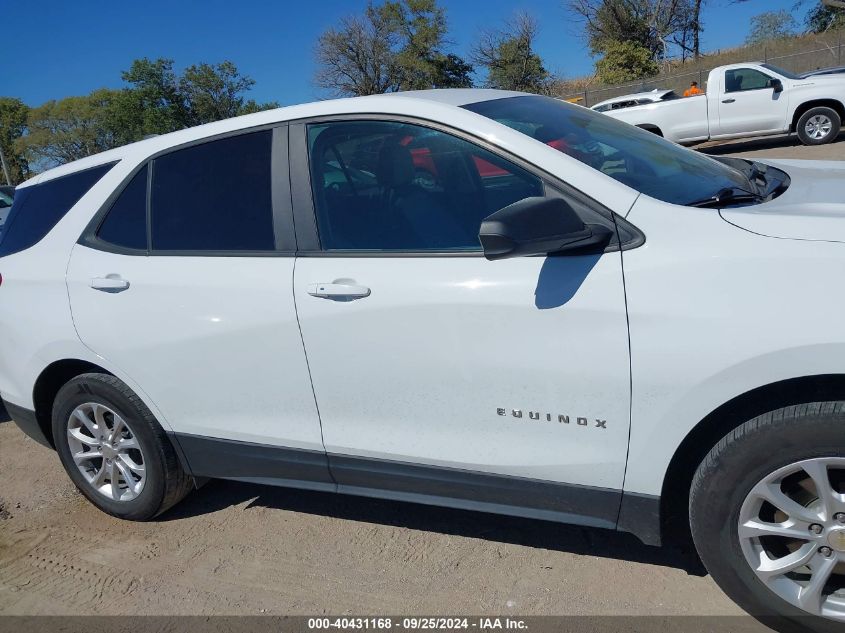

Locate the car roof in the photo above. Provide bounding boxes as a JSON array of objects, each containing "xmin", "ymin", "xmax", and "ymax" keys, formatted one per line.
[{"xmin": 19, "ymin": 89, "xmax": 527, "ymax": 188}]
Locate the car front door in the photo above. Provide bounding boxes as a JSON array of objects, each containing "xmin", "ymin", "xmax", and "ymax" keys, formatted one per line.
[
  {"xmin": 66, "ymin": 127, "xmax": 330, "ymax": 484},
  {"xmin": 291, "ymin": 118, "xmax": 632, "ymax": 528},
  {"xmin": 715, "ymin": 67, "xmax": 789, "ymax": 136}
]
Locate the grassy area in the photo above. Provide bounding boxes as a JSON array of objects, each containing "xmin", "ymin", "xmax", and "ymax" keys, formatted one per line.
[{"xmin": 556, "ymin": 29, "xmax": 845, "ymax": 107}]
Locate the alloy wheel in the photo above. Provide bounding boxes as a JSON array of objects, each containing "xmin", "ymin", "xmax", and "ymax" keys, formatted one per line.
[
  {"xmin": 738, "ymin": 457, "xmax": 845, "ymax": 621},
  {"xmin": 66, "ymin": 402, "xmax": 146, "ymax": 502},
  {"xmin": 805, "ymin": 115, "xmax": 833, "ymax": 140}
]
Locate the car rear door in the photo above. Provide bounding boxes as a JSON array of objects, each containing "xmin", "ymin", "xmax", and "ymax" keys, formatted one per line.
[
  {"xmin": 290, "ymin": 118, "xmax": 633, "ymax": 528},
  {"xmin": 66, "ymin": 127, "xmax": 331, "ymax": 485}
]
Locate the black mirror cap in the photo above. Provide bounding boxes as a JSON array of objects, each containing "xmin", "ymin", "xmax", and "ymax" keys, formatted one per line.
[
  {"xmin": 479, "ymin": 196, "xmax": 612, "ymax": 261},
  {"xmin": 769, "ymin": 78, "xmax": 783, "ymax": 93}
]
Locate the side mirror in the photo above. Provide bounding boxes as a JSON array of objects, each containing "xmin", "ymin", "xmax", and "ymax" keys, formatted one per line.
[
  {"xmin": 768, "ymin": 78, "xmax": 783, "ymax": 93},
  {"xmin": 479, "ymin": 196, "xmax": 613, "ymax": 261}
]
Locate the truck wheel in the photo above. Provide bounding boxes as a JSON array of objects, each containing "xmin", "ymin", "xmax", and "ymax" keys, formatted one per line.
[
  {"xmin": 796, "ymin": 107, "xmax": 841, "ymax": 145},
  {"xmin": 52, "ymin": 373, "xmax": 193, "ymax": 520},
  {"xmin": 690, "ymin": 402, "xmax": 845, "ymax": 631}
]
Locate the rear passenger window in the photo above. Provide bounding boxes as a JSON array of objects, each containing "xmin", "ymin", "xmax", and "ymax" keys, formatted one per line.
[
  {"xmin": 0, "ymin": 163, "xmax": 116, "ymax": 257},
  {"xmin": 151, "ymin": 131, "xmax": 274, "ymax": 251},
  {"xmin": 97, "ymin": 165, "xmax": 148, "ymax": 251}
]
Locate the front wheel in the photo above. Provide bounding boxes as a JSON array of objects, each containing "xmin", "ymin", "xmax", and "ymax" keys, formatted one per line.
[
  {"xmin": 796, "ymin": 107, "xmax": 841, "ymax": 145},
  {"xmin": 52, "ymin": 373, "xmax": 193, "ymax": 520},
  {"xmin": 690, "ymin": 403, "xmax": 845, "ymax": 632}
]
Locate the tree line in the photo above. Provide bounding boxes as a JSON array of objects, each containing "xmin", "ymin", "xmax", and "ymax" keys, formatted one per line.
[
  {"xmin": 1, "ymin": 59, "xmax": 278, "ymax": 184},
  {"xmin": 2, "ymin": 0, "xmax": 842, "ymax": 183}
]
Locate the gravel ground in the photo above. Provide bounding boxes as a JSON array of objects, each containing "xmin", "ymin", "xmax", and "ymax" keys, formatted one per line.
[{"xmin": 1, "ymin": 135, "xmax": 842, "ymax": 621}]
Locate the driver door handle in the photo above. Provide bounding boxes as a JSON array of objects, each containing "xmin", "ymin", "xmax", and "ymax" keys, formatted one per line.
[
  {"xmin": 721, "ymin": 98, "xmax": 736, "ymax": 103},
  {"xmin": 307, "ymin": 283, "xmax": 371, "ymax": 299}
]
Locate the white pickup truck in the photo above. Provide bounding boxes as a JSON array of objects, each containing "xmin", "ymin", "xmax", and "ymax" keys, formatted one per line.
[{"xmin": 603, "ymin": 62, "xmax": 845, "ymax": 145}]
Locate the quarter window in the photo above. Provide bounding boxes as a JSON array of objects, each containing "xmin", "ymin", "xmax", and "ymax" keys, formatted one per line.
[
  {"xmin": 307, "ymin": 121, "xmax": 543, "ymax": 251},
  {"xmin": 151, "ymin": 130, "xmax": 274, "ymax": 252},
  {"xmin": 97, "ymin": 165, "xmax": 148, "ymax": 250},
  {"xmin": 724, "ymin": 68, "xmax": 772, "ymax": 93},
  {"xmin": 0, "ymin": 163, "xmax": 116, "ymax": 257}
]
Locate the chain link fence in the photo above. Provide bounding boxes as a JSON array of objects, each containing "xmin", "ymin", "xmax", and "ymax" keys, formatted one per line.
[{"xmin": 559, "ymin": 31, "xmax": 845, "ymax": 108}]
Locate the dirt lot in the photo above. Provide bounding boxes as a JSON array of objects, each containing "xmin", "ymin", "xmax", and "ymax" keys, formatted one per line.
[{"xmin": 1, "ymin": 135, "xmax": 843, "ymax": 620}]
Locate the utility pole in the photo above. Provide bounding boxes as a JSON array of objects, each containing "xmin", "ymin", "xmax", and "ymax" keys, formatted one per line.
[{"xmin": 0, "ymin": 144, "xmax": 11, "ymax": 186}]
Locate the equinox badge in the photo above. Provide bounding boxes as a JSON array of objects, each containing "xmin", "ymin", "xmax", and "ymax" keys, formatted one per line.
[{"xmin": 497, "ymin": 408, "xmax": 607, "ymax": 429}]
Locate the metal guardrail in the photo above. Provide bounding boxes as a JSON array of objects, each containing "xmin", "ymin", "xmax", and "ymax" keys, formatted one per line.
[{"xmin": 559, "ymin": 33, "xmax": 845, "ymax": 108}]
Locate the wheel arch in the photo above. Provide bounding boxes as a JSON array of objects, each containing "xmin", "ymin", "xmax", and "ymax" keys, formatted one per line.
[
  {"xmin": 636, "ymin": 124, "xmax": 663, "ymax": 137},
  {"xmin": 658, "ymin": 373, "xmax": 845, "ymax": 548},
  {"xmin": 789, "ymin": 99, "xmax": 845, "ymax": 133},
  {"xmin": 32, "ymin": 359, "xmax": 113, "ymax": 448}
]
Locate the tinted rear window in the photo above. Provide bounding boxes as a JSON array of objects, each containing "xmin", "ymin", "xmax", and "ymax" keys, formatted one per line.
[
  {"xmin": 150, "ymin": 131, "xmax": 274, "ymax": 251},
  {"xmin": 97, "ymin": 165, "xmax": 148, "ymax": 251},
  {"xmin": 0, "ymin": 163, "xmax": 116, "ymax": 257}
]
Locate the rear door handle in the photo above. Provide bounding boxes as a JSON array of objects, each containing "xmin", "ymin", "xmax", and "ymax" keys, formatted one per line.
[
  {"xmin": 721, "ymin": 98, "xmax": 736, "ymax": 103},
  {"xmin": 307, "ymin": 283, "xmax": 371, "ymax": 299},
  {"xmin": 91, "ymin": 277, "xmax": 130, "ymax": 293}
]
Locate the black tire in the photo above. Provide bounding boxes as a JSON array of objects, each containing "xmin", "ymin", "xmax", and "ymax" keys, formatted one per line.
[
  {"xmin": 796, "ymin": 107, "xmax": 841, "ymax": 146},
  {"xmin": 690, "ymin": 402, "xmax": 845, "ymax": 633},
  {"xmin": 52, "ymin": 373, "xmax": 193, "ymax": 520}
]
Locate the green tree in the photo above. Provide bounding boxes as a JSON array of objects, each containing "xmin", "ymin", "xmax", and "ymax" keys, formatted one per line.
[
  {"xmin": 19, "ymin": 90, "xmax": 128, "ymax": 166},
  {"xmin": 430, "ymin": 53, "xmax": 474, "ymax": 88},
  {"xmin": 472, "ymin": 12, "xmax": 550, "ymax": 92},
  {"xmin": 314, "ymin": 5, "xmax": 400, "ymax": 96},
  {"xmin": 569, "ymin": 0, "xmax": 700, "ymax": 60},
  {"xmin": 18, "ymin": 58, "xmax": 274, "ymax": 169},
  {"xmin": 0, "ymin": 98, "xmax": 31, "ymax": 185},
  {"xmin": 181, "ymin": 61, "xmax": 258, "ymax": 125},
  {"xmin": 594, "ymin": 39, "xmax": 659, "ymax": 83},
  {"xmin": 571, "ymin": 0, "xmax": 656, "ymax": 56},
  {"xmin": 380, "ymin": 0, "xmax": 473, "ymax": 89},
  {"xmin": 314, "ymin": 0, "xmax": 472, "ymax": 96},
  {"xmin": 746, "ymin": 10, "xmax": 798, "ymax": 45},
  {"xmin": 806, "ymin": 3, "xmax": 845, "ymax": 32},
  {"xmin": 121, "ymin": 58, "xmax": 188, "ymax": 135}
]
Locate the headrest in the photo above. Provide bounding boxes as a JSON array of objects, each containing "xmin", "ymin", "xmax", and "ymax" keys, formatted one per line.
[{"xmin": 376, "ymin": 142, "xmax": 414, "ymax": 188}]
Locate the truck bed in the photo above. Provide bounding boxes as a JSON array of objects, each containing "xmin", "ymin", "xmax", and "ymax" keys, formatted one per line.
[{"xmin": 606, "ymin": 95, "xmax": 710, "ymax": 144}]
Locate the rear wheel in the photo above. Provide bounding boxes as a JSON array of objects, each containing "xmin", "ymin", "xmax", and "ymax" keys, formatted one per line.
[
  {"xmin": 796, "ymin": 107, "xmax": 841, "ymax": 145},
  {"xmin": 690, "ymin": 403, "xmax": 845, "ymax": 632},
  {"xmin": 52, "ymin": 373, "xmax": 193, "ymax": 520}
]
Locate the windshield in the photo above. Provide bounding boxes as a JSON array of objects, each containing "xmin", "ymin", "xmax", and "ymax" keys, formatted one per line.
[
  {"xmin": 761, "ymin": 64, "xmax": 801, "ymax": 80},
  {"xmin": 463, "ymin": 95, "xmax": 751, "ymax": 206}
]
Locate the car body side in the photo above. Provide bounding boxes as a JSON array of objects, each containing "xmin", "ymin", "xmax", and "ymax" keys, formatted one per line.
[{"xmin": 2, "ymin": 91, "xmax": 844, "ymax": 547}]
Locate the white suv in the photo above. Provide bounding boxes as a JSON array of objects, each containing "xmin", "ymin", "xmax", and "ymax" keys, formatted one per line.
[{"xmin": 1, "ymin": 90, "xmax": 843, "ymax": 630}]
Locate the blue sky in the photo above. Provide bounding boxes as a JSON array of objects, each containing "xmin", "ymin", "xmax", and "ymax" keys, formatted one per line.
[{"xmin": 6, "ymin": 0, "xmax": 807, "ymax": 107}]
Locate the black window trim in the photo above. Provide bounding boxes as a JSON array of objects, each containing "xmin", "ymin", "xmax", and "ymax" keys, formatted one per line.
[
  {"xmin": 288, "ymin": 113, "xmax": 643, "ymax": 258},
  {"xmin": 78, "ymin": 123, "xmax": 296, "ymax": 257}
]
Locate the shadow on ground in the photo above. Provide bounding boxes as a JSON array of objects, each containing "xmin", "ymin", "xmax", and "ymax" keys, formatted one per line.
[
  {"xmin": 163, "ymin": 477, "xmax": 706, "ymax": 576},
  {"xmin": 0, "ymin": 400, "xmax": 9, "ymax": 423},
  {"xmin": 698, "ymin": 132, "xmax": 844, "ymax": 155}
]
